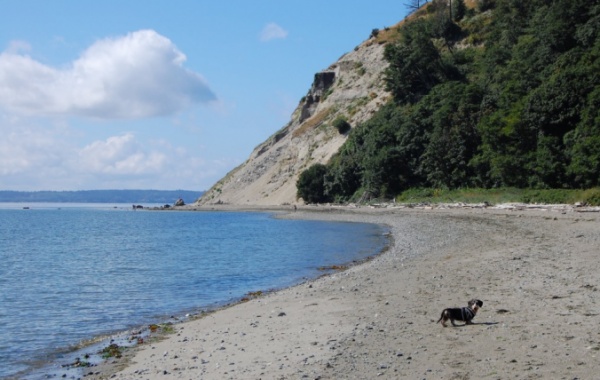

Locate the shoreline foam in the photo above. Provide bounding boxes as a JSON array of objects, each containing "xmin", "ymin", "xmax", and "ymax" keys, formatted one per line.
[{"xmin": 70, "ymin": 206, "xmax": 600, "ymax": 379}]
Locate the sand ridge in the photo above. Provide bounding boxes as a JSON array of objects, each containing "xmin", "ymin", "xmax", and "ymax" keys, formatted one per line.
[{"xmin": 85, "ymin": 206, "xmax": 599, "ymax": 379}]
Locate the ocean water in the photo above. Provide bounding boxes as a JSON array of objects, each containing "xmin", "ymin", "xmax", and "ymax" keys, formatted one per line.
[{"xmin": 0, "ymin": 204, "xmax": 388, "ymax": 379}]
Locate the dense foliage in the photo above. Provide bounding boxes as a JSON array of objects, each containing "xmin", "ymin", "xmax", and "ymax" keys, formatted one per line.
[
  {"xmin": 296, "ymin": 164, "xmax": 332, "ymax": 203},
  {"xmin": 297, "ymin": 0, "xmax": 600, "ymax": 203}
]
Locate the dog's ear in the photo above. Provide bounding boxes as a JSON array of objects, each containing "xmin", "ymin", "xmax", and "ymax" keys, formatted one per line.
[
  {"xmin": 467, "ymin": 299, "xmax": 476, "ymax": 306},
  {"xmin": 477, "ymin": 300, "xmax": 483, "ymax": 307}
]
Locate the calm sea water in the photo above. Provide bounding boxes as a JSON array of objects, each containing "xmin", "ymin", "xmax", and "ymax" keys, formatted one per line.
[{"xmin": 0, "ymin": 204, "xmax": 388, "ymax": 379}]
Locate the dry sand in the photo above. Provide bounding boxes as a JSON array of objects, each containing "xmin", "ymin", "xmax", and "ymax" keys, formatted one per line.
[{"xmin": 86, "ymin": 206, "xmax": 599, "ymax": 380}]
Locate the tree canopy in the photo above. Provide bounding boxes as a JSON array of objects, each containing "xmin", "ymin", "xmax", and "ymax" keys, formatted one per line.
[{"xmin": 297, "ymin": 0, "xmax": 600, "ymax": 203}]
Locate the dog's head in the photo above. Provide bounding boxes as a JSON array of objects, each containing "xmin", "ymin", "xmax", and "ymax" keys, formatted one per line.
[{"xmin": 468, "ymin": 299, "xmax": 483, "ymax": 313}]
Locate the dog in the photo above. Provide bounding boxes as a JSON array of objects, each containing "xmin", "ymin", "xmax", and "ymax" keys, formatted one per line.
[{"xmin": 437, "ymin": 299, "xmax": 483, "ymax": 327}]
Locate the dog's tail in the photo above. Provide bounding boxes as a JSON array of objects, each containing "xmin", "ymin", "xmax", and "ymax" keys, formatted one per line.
[{"xmin": 436, "ymin": 310, "xmax": 446, "ymax": 324}]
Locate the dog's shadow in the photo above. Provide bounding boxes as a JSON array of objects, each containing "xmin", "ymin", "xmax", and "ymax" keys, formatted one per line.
[{"xmin": 459, "ymin": 321, "xmax": 499, "ymax": 327}]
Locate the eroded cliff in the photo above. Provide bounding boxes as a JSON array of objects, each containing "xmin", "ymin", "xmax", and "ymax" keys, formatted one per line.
[{"xmin": 197, "ymin": 32, "xmax": 395, "ymax": 206}]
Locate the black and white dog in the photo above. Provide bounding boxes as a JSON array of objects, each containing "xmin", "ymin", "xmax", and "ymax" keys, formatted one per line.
[{"xmin": 437, "ymin": 299, "xmax": 483, "ymax": 327}]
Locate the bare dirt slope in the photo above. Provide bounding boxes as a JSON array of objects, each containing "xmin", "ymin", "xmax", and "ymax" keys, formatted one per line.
[{"xmin": 197, "ymin": 33, "xmax": 393, "ymax": 206}]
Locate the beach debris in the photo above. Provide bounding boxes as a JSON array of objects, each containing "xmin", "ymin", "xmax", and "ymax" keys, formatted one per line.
[
  {"xmin": 241, "ymin": 290, "xmax": 264, "ymax": 302},
  {"xmin": 100, "ymin": 343, "xmax": 123, "ymax": 359},
  {"xmin": 318, "ymin": 265, "xmax": 348, "ymax": 271},
  {"xmin": 147, "ymin": 323, "xmax": 175, "ymax": 335},
  {"xmin": 160, "ymin": 322, "xmax": 175, "ymax": 334},
  {"xmin": 128, "ymin": 330, "xmax": 145, "ymax": 344},
  {"xmin": 61, "ymin": 357, "xmax": 91, "ymax": 368}
]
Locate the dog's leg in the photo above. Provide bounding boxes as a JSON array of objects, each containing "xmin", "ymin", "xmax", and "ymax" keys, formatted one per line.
[
  {"xmin": 438, "ymin": 310, "xmax": 449, "ymax": 327},
  {"xmin": 437, "ymin": 311, "xmax": 445, "ymax": 326}
]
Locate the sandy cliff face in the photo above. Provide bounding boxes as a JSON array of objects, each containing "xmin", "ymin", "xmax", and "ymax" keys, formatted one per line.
[{"xmin": 197, "ymin": 36, "xmax": 392, "ymax": 206}]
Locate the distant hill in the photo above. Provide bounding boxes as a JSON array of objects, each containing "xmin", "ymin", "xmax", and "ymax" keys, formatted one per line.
[{"xmin": 0, "ymin": 190, "xmax": 204, "ymax": 204}]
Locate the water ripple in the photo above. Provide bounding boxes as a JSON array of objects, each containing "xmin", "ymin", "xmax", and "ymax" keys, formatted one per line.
[{"xmin": 0, "ymin": 206, "xmax": 387, "ymax": 378}]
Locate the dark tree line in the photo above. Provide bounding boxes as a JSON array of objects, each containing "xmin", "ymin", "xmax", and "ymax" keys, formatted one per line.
[{"xmin": 298, "ymin": 0, "xmax": 600, "ymax": 203}]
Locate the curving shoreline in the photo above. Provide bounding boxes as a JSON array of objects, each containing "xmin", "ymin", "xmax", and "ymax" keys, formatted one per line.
[{"xmin": 81, "ymin": 205, "xmax": 599, "ymax": 379}]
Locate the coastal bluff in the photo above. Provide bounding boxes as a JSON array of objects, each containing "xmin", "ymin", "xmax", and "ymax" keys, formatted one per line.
[{"xmin": 196, "ymin": 29, "xmax": 395, "ymax": 206}]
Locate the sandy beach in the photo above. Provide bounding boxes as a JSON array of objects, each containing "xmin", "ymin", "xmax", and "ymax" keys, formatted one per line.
[{"xmin": 83, "ymin": 205, "xmax": 599, "ymax": 380}]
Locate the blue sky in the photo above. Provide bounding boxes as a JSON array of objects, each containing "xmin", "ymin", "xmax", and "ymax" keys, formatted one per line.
[{"xmin": 0, "ymin": 1, "xmax": 408, "ymax": 191}]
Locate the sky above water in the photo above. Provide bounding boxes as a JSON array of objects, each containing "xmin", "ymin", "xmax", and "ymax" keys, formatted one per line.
[{"xmin": 0, "ymin": 1, "xmax": 408, "ymax": 191}]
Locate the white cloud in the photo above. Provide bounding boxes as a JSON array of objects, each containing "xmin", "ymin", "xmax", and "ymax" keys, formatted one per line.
[
  {"xmin": 259, "ymin": 23, "xmax": 288, "ymax": 42},
  {"xmin": 6, "ymin": 40, "xmax": 31, "ymax": 54},
  {"xmin": 70, "ymin": 134, "xmax": 234, "ymax": 189},
  {"xmin": 77, "ymin": 133, "xmax": 167, "ymax": 175},
  {"xmin": 0, "ymin": 116, "xmax": 68, "ymax": 175},
  {"xmin": 0, "ymin": 30, "xmax": 216, "ymax": 119},
  {"xmin": 0, "ymin": 117, "xmax": 75, "ymax": 188},
  {"xmin": 0, "ymin": 113, "xmax": 233, "ymax": 191}
]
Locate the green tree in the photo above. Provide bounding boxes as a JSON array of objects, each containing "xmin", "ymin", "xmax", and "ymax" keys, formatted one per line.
[
  {"xmin": 384, "ymin": 19, "xmax": 448, "ymax": 103},
  {"xmin": 332, "ymin": 116, "xmax": 351, "ymax": 134},
  {"xmin": 325, "ymin": 147, "xmax": 362, "ymax": 201},
  {"xmin": 298, "ymin": 0, "xmax": 600, "ymax": 203},
  {"xmin": 419, "ymin": 82, "xmax": 482, "ymax": 188},
  {"xmin": 296, "ymin": 164, "xmax": 331, "ymax": 203},
  {"xmin": 477, "ymin": 0, "xmax": 495, "ymax": 12},
  {"xmin": 566, "ymin": 87, "xmax": 600, "ymax": 188},
  {"xmin": 452, "ymin": 0, "xmax": 466, "ymax": 21}
]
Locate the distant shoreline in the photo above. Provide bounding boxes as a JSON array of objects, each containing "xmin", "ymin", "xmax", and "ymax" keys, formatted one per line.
[{"xmin": 0, "ymin": 190, "xmax": 203, "ymax": 204}]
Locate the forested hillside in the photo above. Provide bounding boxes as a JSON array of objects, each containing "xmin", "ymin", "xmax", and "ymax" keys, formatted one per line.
[{"xmin": 297, "ymin": 0, "xmax": 600, "ymax": 203}]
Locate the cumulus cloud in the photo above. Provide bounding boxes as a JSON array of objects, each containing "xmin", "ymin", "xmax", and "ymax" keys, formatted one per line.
[
  {"xmin": 0, "ymin": 120, "xmax": 66, "ymax": 176},
  {"xmin": 78, "ymin": 133, "xmax": 167, "ymax": 175},
  {"xmin": 259, "ymin": 23, "xmax": 288, "ymax": 42},
  {"xmin": 0, "ymin": 30, "xmax": 216, "ymax": 119},
  {"xmin": 0, "ymin": 118, "xmax": 229, "ymax": 190},
  {"xmin": 71, "ymin": 133, "xmax": 235, "ymax": 189},
  {"xmin": 0, "ymin": 117, "xmax": 78, "ymax": 189}
]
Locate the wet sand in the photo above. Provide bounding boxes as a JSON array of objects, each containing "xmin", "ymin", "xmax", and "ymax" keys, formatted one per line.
[{"xmin": 81, "ymin": 205, "xmax": 599, "ymax": 379}]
